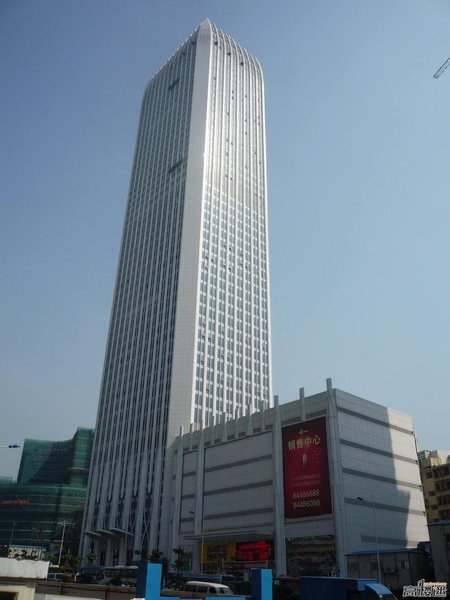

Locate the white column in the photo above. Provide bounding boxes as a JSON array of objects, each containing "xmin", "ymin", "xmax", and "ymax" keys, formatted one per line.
[
  {"xmin": 192, "ymin": 428, "xmax": 205, "ymax": 572},
  {"xmin": 326, "ymin": 378, "xmax": 348, "ymax": 576},
  {"xmin": 272, "ymin": 395, "xmax": 287, "ymax": 575},
  {"xmin": 169, "ymin": 428, "xmax": 185, "ymax": 561}
]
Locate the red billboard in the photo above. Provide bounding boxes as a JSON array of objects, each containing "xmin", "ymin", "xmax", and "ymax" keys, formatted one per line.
[{"xmin": 282, "ymin": 417, "xmax": 332, "ymax": 518}]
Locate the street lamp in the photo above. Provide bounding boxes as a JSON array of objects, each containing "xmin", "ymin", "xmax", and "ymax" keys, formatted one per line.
[
  {"xmin": 357, "ymin": 496, "xmax": 381, "ymax": 583},
  {"xmin": 0, "ymin": 444, "xmax": 21, "ymax": 448},
  {"xmin": 57, "ymin": 521, "xmax": 67, "ymax": 567},
  {"xmin": 8, "ymin": 522, "xmax": 16, "ymax": 555}
]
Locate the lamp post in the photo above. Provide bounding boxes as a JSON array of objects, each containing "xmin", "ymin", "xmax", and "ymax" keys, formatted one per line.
[
  {"xmin": 8, "ymin": 522, "xmax": 16, "ymax": 555},
  {"xmin": 357, "ymin": 496, "xmax": 381, "ymax": 583},
  {"xmin": 57, "ymin": 521, "xmax": 67, "ymax": 567},
  {"xmin": 0, "ymin": 444, "xmax": 21, "ymax": 448}
]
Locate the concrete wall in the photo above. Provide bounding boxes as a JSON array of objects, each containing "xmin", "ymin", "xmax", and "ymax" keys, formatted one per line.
[
  {"xmin": 0, "ymin": 559, "xmax": 49, "ymax": 579},
  {"xmin": 35, "ymin": 584, "xmax": 135, "ymax": 600},
  {"xmin": 0, "ymin": 558, "xmax": 49, "ymax": 600}
]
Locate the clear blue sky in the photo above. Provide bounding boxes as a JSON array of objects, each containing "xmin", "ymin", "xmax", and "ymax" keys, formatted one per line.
[{"xmin": 1, "ymin": 0, "xmax": 449, "ymax": 478}]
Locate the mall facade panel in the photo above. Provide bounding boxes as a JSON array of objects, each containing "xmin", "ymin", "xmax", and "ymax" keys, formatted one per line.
[
  {"xmin": 81, "ymin": 20, "xmax": 272, "ymax": 564},
  {"xmin": 169, "ymin": 380, "xmax": 428, "ymax": 576}
]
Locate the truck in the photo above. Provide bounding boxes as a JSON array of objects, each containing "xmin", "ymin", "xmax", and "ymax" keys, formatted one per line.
[{"xmin": 299, "ymin": 576, "xmax": 398, "ymax": 599}]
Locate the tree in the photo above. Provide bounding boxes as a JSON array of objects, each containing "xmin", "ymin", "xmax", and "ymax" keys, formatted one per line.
[
  {"xmin": 149, "ymin": 549, "xmax": 168, "ymax": 582},
  {"xmin": 172, "ymin": 546, "xmax": 192, "ymax": 572}
]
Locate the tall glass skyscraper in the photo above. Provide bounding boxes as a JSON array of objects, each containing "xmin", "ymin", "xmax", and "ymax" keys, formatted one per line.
[{"xmin": 81, "ymin": 19, "xmax": 272, "ymax": 565}]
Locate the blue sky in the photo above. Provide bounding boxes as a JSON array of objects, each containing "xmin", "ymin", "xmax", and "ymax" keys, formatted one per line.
[{"xmin": 1, "ymin": 0, "xmax": 450, "ymax": 478}]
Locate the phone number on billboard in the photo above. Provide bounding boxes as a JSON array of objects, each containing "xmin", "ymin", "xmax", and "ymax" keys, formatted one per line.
[
  {"xmin": 293, "ymin": 499, "xmax": 321, "ymax": 508},
  {"xmin": 292, "ymin": 489, "xmax": 319, "ymax": 499}
]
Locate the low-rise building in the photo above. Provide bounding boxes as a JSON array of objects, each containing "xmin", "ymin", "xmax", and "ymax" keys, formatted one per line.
[
  {"xmin": 161, "ymin": 379, "xmax": 428, "ymax": 576},
  {"xmin": 347, "ymin": 547, "xmax": 432, "ymax": 595},
  {"xmin": 419, "ymin": 450, "xmax": 450, "ymax": 523}
]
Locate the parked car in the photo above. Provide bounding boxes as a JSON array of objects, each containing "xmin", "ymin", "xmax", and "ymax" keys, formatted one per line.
[
  {"xmin": 47, "ymin": 573, "xmax": 64, "ymax": 582},
  {"xmin": 74, "ymin": 566, "xmax": 105, "ymax": 584}
]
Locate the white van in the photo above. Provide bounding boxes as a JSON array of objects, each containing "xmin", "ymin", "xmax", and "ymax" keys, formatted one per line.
[{"xmin": 183, "ymin": 580, "xmax": 234, "ymax": 596}]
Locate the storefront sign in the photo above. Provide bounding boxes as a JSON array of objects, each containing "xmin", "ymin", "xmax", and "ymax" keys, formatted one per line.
[{"xmin": 235, "ymin": 540, "xmax": 273, "ymax": 562}]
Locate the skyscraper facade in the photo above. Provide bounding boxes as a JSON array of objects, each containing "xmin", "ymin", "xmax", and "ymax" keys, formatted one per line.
[{"xmin": 81, "ymin": 19, "xmax": 272, "ymax": 564}]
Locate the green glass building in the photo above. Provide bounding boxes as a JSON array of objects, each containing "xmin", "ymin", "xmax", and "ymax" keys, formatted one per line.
[{"xmin": 0, "ymin": 428, "xmax": 93, "ymax": 557}]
